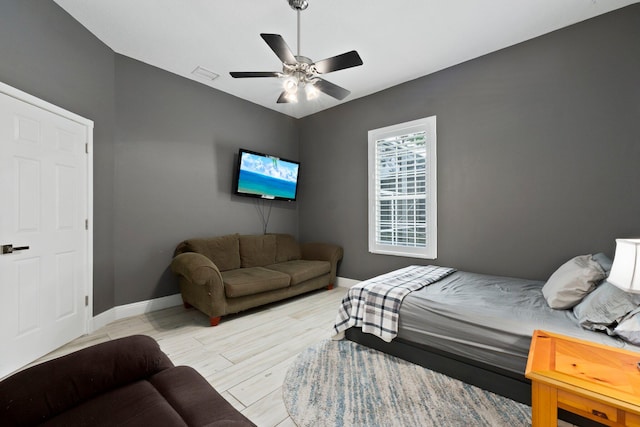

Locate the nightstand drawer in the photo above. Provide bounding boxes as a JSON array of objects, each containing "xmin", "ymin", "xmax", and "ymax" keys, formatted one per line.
[
  {"xmin": 558, "ymin": 390, "xmax": 618, "ymax": 423},
  {"xmin": 626, "ymin": 411, "xmax": 640, "ymax": 426}
]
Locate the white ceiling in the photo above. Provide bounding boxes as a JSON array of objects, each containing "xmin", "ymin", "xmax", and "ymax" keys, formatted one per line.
[{"xmin": 53, "ymin": 0, "xmax": 637, "ymax": 119}]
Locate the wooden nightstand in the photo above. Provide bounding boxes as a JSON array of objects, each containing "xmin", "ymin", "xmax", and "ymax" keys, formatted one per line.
[{"xmin": 525, "ymin": 330, "xmax": 640, "ymax": 426}]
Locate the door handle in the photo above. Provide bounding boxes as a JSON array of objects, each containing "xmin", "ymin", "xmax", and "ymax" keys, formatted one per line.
[{"xmin": 1, "ymin": 244, "xmax": 30, "ymax": 254}]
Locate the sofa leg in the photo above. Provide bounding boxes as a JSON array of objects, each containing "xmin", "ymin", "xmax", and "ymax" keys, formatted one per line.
[
  {"xmin": 183, "ymin": 301, "xmax": 193, "ymax": 309},
  {"xmin": 210, "ymin": 316, "xmax": 221, "ymax": 327},
  {"xmin": 327, "ymin": 284, "xmax": 334, "ymax": 290}
]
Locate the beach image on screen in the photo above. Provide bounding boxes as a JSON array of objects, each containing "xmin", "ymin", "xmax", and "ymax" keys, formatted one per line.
[{"xmin": 237, "ymin": 152, "xmax": 299, "ymax": 199}]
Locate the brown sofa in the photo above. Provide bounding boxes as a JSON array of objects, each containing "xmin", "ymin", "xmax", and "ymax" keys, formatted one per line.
[
  {"xmin": 171, "ymin": 233, "xmax": 343, "ymax": 326},
  {"xmin": 0, "ymin": 335, "xmax": 255, "ymax": 427}
]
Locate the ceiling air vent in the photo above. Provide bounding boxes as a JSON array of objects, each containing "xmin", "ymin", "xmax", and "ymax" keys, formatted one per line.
[{"xmin": 192, "ymin": 66, "xmax": 219, "ymax": 81}]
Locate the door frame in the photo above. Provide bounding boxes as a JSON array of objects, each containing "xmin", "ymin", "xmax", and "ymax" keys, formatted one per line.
[{"xmin": 0, "ymin": 81, "xmax": 94, "ymax": 334}]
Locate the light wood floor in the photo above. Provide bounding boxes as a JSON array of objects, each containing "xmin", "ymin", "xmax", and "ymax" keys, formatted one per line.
[
  {"xmin": 36, "ymin": 286, "xmax": 574, "ymax": 427},
  {"xmin": 36, "ymin": 287, "xmax": 348, "ymax": 427}
]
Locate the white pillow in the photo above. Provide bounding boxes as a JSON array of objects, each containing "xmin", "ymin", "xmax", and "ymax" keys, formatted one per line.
[{"xmin": 542, "ymin": 255, "xmax": 605, "ymax": 309}]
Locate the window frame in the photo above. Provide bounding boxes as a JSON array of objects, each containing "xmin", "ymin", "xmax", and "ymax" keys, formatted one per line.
[{"xmin": 367, "ymin": 116, "xmax": 437, "ymax": 259}]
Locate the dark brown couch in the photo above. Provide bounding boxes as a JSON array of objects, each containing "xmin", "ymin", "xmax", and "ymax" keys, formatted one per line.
[
  {"xmin": 0, "ymin": 335, "xmax": 255, "ymax": 427},
  {"xmin": 171, "ymin": 233, "xmax": 343, "ymax": 326}
]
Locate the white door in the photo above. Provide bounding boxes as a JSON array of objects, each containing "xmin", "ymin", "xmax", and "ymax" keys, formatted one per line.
[{"xmin": 0, "ymin": 83, "xmax": 93, "ymax": 378}]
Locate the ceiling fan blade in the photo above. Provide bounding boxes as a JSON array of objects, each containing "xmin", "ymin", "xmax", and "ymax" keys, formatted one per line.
[
  {"xmin": 260, "ymin": 33, "xmax": 297, "ymax": 65},
  {"xmin": 230, "ymin": 71, "xmax": 281, "ymax": 78},
  {"xmin": 313, "ymin": 78, "xmax": 351, "ymax": 101},
  {"xmin": 277, "ymin": 91, "xmax": 295, "ymax": 104},
  {"xmin": 314, "ymin": 50, "xmax": 363, "ymax": 74}
]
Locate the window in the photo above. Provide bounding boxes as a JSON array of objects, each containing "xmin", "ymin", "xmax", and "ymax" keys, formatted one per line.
[{"xmin": 368, "ymin": 116, "xmax": 437, "ymax": 259}]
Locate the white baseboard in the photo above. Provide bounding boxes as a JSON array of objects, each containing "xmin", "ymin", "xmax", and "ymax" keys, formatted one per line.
[
  {"xmin": 91, "ymin": 278, "xmax": 359, "ymax": 333},
  {"xmin": 336, "ymin": 276, "xmax": 360, "ymax": 288},
  {"xmin": 91, "ymin": 293, "xmax": 183, "ymax": 332}
]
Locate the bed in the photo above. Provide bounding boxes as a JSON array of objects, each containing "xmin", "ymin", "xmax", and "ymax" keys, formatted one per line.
[{"xmin": 335, "ymin": 254, "xmax": 640, "ymax": 425}]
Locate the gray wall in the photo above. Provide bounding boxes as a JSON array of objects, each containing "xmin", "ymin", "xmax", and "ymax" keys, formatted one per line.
[
  {"xmin": 113, "ymin": 56, "xmax": 298, "ymax": 305},
  {"xmin": 0, "ymin": 0, "xmax": 298, "ymax": 313},
  {"xmin": 298, "ymin": 4, "xmax": 640, "ymax": 281},
  {"xmin": 2, "ymin": 0, "xmax": 639, "ymax": 314},
  {"xmin": 0, "ymin": 0, "xmax": 117, "ymax": 314}
]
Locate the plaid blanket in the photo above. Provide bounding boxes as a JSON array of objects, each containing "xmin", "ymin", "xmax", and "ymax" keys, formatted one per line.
[{"xmin": 332, "ymin": 265, "xmax": 456, "ymax": 342}]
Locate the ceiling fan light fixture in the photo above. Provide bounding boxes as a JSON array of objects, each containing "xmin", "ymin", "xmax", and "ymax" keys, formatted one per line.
[
  {"xmin": 230, "ymin": 0, "xmax": 363, "ymax": 105},
  {"xmin": 283, "ymin": 77, "xmax": 298, "ymax": 94},
  {"xmin": 305, "ymin": 82, "xmax": 319, "ymax": 100},
  {"xmin": 284, "ymin": 90, "xmax": 299, "ymax": 103}
]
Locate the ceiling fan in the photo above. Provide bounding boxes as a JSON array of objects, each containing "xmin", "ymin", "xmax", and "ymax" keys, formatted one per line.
[{"xmin": 230, "ymin": 0, "xmax": 363, "ymax": 104}]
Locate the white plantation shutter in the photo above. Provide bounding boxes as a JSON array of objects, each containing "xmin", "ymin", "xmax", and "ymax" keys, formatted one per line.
[
  {"xmin": 375, "ymin": 132, "xmax": 427, "ymax": 247},
  {"xmin": 368, "ymin": 116, "xmax": 437, "ymax": 259}
]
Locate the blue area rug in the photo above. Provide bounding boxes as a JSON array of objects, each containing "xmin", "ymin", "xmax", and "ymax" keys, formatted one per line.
[{"xmin": 283, "ymin": 339, "xmax": 531, "ymax": 427}]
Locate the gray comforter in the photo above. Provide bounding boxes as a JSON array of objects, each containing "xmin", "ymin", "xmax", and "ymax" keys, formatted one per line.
[{"xmin": 398, "ymin": 271, "xmax": 640, "ymax": 374}]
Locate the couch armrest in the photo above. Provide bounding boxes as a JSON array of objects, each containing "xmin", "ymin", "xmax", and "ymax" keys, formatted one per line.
[
  {"xmin": 171, "ymin": 252, "xmax": 221, "ymax": 286},
  {"xmin": 301, "ymin": 242, "xmax": 344, "ymax": 285},
  {"xmin": 171, "ymin": 252, "xmax": 227, "ymax": 319},
  {"xmin": 0, "ymin": 335, "xmax": 173, "ymax": 427}
]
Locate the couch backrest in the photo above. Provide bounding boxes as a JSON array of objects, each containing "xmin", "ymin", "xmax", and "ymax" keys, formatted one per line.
[
  {"xmin": 239, "ymin": 234, "xmax": 276, "ymax": 267},
  {"xmin": 272, "ymin": 233, "xmax": 302, "ymax": 263},
  {"xmin": 238, "ymin": 234, "xmax": 303, "ymax": 267},
  {"xmin": 174, "ymin": 233, "xmax": 301, "ymax": 270},
  {"xmin": 175, "ymin": 234, "xmax": 241, "ymax": 272}
]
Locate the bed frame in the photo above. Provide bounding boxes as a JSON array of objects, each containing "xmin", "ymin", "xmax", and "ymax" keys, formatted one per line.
[
  {"xmin": 345, "ymin": 327, "xmax": 603, "ymax": 427},
  {"xmin": 345, "ymin": 328, "xmax": 532, "ymax": 403}
]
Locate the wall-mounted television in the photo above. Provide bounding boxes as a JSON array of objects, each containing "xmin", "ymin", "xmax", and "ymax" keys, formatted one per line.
[{"xmin": 234, "ymin": 148, "xmax": 300, "ymax": 201}]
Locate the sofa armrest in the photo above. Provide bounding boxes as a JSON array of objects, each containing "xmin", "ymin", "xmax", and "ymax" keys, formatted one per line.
[
  {"xmin": 0, "ymin": 335, "xmax": 172, "ymax": 427},
  {"xmin": 301, "ymin": 242, "xmax": 344, "ymax": 285},
  {"xmin": 171, "ymin": 252, "xmax": 221, "ymax": 286},
  {"xmin": 171, "ymin": 252, "xmax": 227, "ymax": 320}
]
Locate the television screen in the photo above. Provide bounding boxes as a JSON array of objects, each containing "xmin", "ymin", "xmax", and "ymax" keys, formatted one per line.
[{"xmin": 234, "ymin": 148, "xmax": 300, "ymax": 201}]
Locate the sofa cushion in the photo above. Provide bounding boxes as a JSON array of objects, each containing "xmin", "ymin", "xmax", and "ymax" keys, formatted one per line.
[
  {"xmin": 0, "ymin": 335, "xmax": 173, "ymax": 427},
  {"xmin": 266, "ymin": 260, "xmax": 331, "ymax": 286},
  {"xmin": 149, "ymin": 366, "xmax": 255, "ymax": 426},
  {"xmin": 179, "ymin": 234, "xmax": 241, "ymax": 272},
  {"xmin": 40, "ymin": 380, "xmax": 188, "ymax": 427},
  {"xmin": 272, "ymin": 233, "xmax": 302, "ymax": 262},
  {"xmin": 222, "ymin": 267, "xmax": 290, "ymax": 297},
  {"xmin": 239, "ymin": 234, "xmax": 277, "ymax": 267}
]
